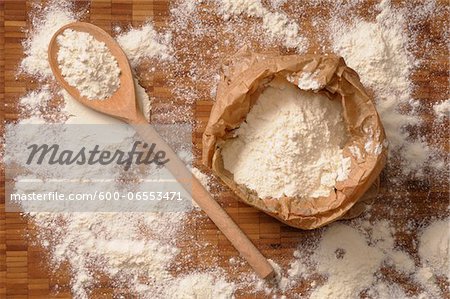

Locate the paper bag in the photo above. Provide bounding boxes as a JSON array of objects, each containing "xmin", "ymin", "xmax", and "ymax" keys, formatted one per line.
[{"xmin": 202, "ymin": 48, "xmax": 387, "ymax": 229}]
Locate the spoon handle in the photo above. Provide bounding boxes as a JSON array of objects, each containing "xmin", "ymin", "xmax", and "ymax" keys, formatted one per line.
[{"xmin": 129, "ymin": 113, "xmax": 274, "ymax": 279}]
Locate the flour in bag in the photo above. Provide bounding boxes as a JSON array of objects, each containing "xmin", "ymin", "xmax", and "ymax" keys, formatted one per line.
[{"xmin": 221, "ymin": 79, "xmax": 350, "ymax": 199}]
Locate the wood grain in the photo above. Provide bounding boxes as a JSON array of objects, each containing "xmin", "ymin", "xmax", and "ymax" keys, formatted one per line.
[{"xmin": 1, "ymin": 0, "xmax": 449, "ymax": 298}]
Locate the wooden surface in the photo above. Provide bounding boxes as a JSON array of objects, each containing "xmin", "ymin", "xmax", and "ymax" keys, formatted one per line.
[{"xmin": 0, "ymin": 0, "xmax": 449, "ymax": 298}]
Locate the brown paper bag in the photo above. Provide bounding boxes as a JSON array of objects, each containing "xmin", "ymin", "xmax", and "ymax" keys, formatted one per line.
[{"xmin": 202, "ymin": 48, "xmax": 387, "ymax": 229}]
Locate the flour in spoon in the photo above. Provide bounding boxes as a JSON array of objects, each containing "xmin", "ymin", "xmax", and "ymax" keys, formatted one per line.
[{"xmin": 57, "ymin": 29, "xmax": 121, "ymax": 100}]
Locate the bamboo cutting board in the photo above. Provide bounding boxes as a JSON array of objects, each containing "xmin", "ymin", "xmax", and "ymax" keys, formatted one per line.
[{"xmin": 1, "ymin": 0, "xmax": 449, "ymax": 298}]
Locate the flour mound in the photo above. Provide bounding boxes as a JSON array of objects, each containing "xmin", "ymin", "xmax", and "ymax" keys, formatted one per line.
[
  {"xmin": 221, "ymin": 80, "xmax": 349, "ymax": 199},
  {"xmin": 418, "ymin": 220, "xmax": 449, "ymax": 277},
  {"xmin": 215, "ymin": 0, "xmax": 308, "ymax": 52},
  {"xmin": 116, "ymin": 23, "xmax": 173, "ymax": 68},
  {"xmin": 310, "ymin": 224, "xmax": 385, "ymax": 299},
  {"xmin": 165, "ymin": 272, "xmax": 235, "ymax": 299},
  {"xmin": 20, "ymin": 2, "xmax": 76, "ymax": 78},
  {"xmin": 433, "ymin": 99, "xmax": 450, "ymax": 121},
  {"xmin": 331, "ymin": 0, "xmax": 433, "ymax": 177},
  {"xmin": 57, "ymin": 29, "xmax": 121, "ymax": 100},
  {"xmin": 284, "ymin": 218, "xmax": 449, "ymax": 299}
]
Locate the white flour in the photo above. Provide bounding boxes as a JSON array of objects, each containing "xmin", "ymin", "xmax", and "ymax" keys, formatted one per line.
[
  {"xmin": 116, "ymin": 24, "xmax": 173, "ymax": 68},
  {"xmin": 19, "ymin": 85, "xmax": 52, "ymax": 111},
  {"xmin": 433, "ymin": 99, "xmax": 450, "ymax": 121},
  {"xmin": 291, "ymin": 72, "xmax": 322, "ymax": 91},
  {"xmin": 222, "ymin": 79, "xmax": 349, "ymax": 199},
  {"xmin": 217, "ymin": 0, "xmax": 266, "ymax": 19},
  {"xmin": 190, "ymin": 167, "xmax": 211, "ymax": 209},
  {"xmin": 61, "ymin": 78, "xmax": 151, "ymax": 124},
  {"xmin": 290, "ymin": 219, "xmax": 449, "ymax": 299},
  {"xmin": 10, "ymin": 2, "xmax": 242, "ymax": 298},
  {"xmin": 216, "ymin": 0, "xmax": 308, "ymax": 52},
  {"xmin": 191, "ymin": 167, "xmax": 211, "ymax": 192},
  {"xmin": 331, "ymin": 0, "xmax": 432, "ymax": 177},
  {"xmin": 20, "ymin": 2, "xmax": 76, "ymax": 78},
  {"xmin": 310, "ymin": 223, "xmax": 385, "ymax": 299},
  {"xmin": 165, "ymin": 272, "xmax": 235, "ymax": 298},
  {"xmin": 418, "ymin": 220, "xmax": 449, "ymax": 278},
  {"xmin": 32, "ymin": 212, "xmax": 184, "ymax": 299},
  {"xmin": 57, "ymin": 29, "xmax": 121, "ymax": 100}
]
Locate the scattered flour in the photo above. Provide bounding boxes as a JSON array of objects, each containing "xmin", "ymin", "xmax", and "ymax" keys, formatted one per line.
[
  {"xmin": 217, "ymin": 0, "xmax": 266, "ymax": 19},
  {"xmin": 190, "ymin": 167, "xmax": 211, "ymax": 209},
  {"xmin": 251, "ymin": 259, "xmax": 292, "ymax": 295},
  {"xmin": 32, "ymin": 212, "xmax": 184, "ymax": 299},
  {"xmin": 116, "ymin": 23, "xmax": 173, "ymax": 68},
  {"xmin": 418, "ymin": 220, "xmax": 449, "ymax": 278},
  {"xmin": 295, "ymin": 219, "xmax": 449, "ymax": 299},
  {"xmin": 367, "ymin": 282, "xmax": 410, "ymax": 299},
  {"xmin": 61, "ymin": 78, "xmax": 151, "ymax": 124},
  {"xmin": 433, "ymin": 99, "xmax": 450, "ymax": 121},
  {"xmin": 57, "ymin": 29, "xmax": 121, "ymax": 100},
  {"xmin": 20, "ymin": 2, "xmax": 76, "ymax": 78},
  {"xmin": 310, "ymin": 224, "xmax": 385, "ymax": 298},
  {"xmin": 261, "ymin": 11, "xmax": 305, "ymax": 49},
  {"xmin": 348, "ymin": 145, "xmax": 363, "ymax": 161},
  {"xmin": 270, "ymin": 0, "xmax": 288, "ymax": 9},
  {"xmin": 19, "ymin": 85, "xmax": 52, "ymax": 110},
  {"xmin": 216, "ymin": 0, "xmax": 308, "ymax": 52},
  {"xmin": 331, "ymin": 0, "xmax": 432, "ymax": 177},
  {"xmin": 10, "ymin": 2, "xmax": 201, "ymax": 298},
  {"xmin": 222, "ymin": 79, "xmax": 349, "ymax": 199},
  {"xmin": 165, "ymin": 272, "xmax": 235, "ymax": 299}
]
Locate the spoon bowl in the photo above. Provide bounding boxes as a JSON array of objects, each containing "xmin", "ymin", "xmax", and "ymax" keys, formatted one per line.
[{"xmin": 48, "ymin": 22, "xmax": 138, "ymax": 121}]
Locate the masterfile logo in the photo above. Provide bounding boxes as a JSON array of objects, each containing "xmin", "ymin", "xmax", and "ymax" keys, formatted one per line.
[{"xmin": 5, "ymin": 123, "xmax": 193, "ymax": 212}]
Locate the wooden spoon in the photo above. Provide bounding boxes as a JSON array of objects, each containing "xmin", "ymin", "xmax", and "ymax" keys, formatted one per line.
[{"xmin": 48, "ymin": 22, "xmax": 274, "ymax": 279}]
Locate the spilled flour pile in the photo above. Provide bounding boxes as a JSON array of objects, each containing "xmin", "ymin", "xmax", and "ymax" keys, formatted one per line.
[
  {"xmin": 310, "ymin": 223, "xmax": 387, "ymax": 298},
  {"xmin": 33, "ymin": 212, "xmax": 183, "ymax": 298},
  {"xmin": 433, "ymin": 99, "xmax": 450, "ymax": 121},
  {"xmin": 116, "ymin": 24, "xmax": 173, "ymax": 68},
  {"xmin": 222, "ymin": 79, "xmax": 350, "ymax": 199},
  {"xmin": 299, "ymin": 219, "xmax": 449, "ymax": 299},
  {"xmin": 330, "ymin": 0, "xmax": 440, "ymax": 178},
  {"xmin": 20, "ymin": 3, "xmax": 77, "ymax": 78},
  {"xmin": 57, "ymin": 29, "xmax": 121, "ymax": 100},
  {"xmin": 165, "ymin": 272, "xmax": 236, "ymax": 298},
  {"xmin": 418, "ymin": 220, "xmax": 449, "ymax": 278},
  {"xmin": 236, "ymin": 217, "xmax": 449, "ymax": 298},
  {"xmin": 216, "ymin": 0, "xmax": 308, "ymax": 51}
]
